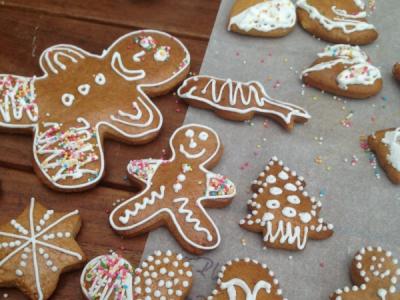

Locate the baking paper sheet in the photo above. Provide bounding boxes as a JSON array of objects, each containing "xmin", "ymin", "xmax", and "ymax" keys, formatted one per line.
[{"xmin": 143, "ymin": 0, "xmax": 400, "ymax": 299}]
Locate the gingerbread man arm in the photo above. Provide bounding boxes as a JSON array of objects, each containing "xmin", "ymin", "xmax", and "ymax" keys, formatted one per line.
[
  {"xmin": 204, "ymin": 172, "xmax": 236, "ymax": 204},
  {"xmin": 0, "ymin": 74, "xmax": 39, "ymax": 129},
  {"xmin": 127, "ymin": 159, "xmax": 164, "ymax": 187}
]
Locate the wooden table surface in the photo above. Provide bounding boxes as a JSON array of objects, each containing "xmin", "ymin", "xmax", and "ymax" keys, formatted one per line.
[{"xmin": 0, "ymin": 0, "xmax": 220, "ymax": 298}]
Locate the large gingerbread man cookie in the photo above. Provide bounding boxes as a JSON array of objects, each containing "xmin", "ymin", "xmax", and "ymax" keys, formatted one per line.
[
  {"xmin": 177, "ymin": 75, "xmax": 310, "ymax": 130},
  {"xmin": 240, "ymin": 157, "xmax": 333, "ymax": 251},
  {"xmin": 296, "ymin": 0, "xmax": 378, "ymax": 45},
  {"xmin": 330, "ymin": 247, "xmax": 400, "ymax": 300},
  {"xmin": 0, "ymin": 197, "xmax": 86, "ymax": 300},
  {"xmin": 0, "ymin": 30, "xmax": 190, "ymax": 192},
  {"xmin": 208, "ymin": 258, "xmax": 287, "ymax": 300},
  {"xmin": 109, "ymin": 124, "xmax": 236, "ymax": 254}
]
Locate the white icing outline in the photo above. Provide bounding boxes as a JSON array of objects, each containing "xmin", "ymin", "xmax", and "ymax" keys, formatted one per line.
[
  {"xmin": 109, "ymin": 124, "xmax": 237, "ymax": 251},
  {"xmin": 0, "ymin": 29, "xmax": 190, "ymax": 191},
  {"xmin": 177, "ymin": 75, "xmax": 311, "ymax": 125},
  {"xmin": 0, "ymin": 198, "xmax": 82, "ymax": 300}
]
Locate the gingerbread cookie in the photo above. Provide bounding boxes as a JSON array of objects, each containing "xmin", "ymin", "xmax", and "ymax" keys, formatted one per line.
[
  {"xmin": 177, "ymin": 76, "xmax": 310, "ymax": 130},
  {"xmin": 228, "ymin": 0, "xmax": 296, "ymax": 38},
  {"xmin": 330, "ymin": 247, "xmax": 400, "ymax": 300},
  {"xmin": 208, "ymin": 258, "xmax": 287, "ymax": 300},
  {"xmin": 302, "ymin": 44, "xmax": 382, "ymax": 99},
  {"xmin": 0, "ymin": 30, "xmax": 190, "ymax": 192},
  {"xmin": 393, "ymin": 63, "xmax": 400, "ymax": 82},
  {"xmin": 109, "ymin": 124, "xmax": 236, "ymax": 254},
  {"xmin": 368, "ymin": 128, "xmax": 400, "ymax": 184},
  {"xmin": 81, "ymin": 252, "xmax": 134, "ymax": 300},
  {"xmin": 0, "ymin": 197, "xmax": 85, "ymax": 299},
  {"xmin": 296, "ymin": 0, "xmax": 378, "ymax": 45},
  {"xmin": 240, "ymin": 157, "xmax": 333, "ymax": 251},
  {"xmin": 134, "ymin": 250, "xmax": 193, "ymax": 299}
]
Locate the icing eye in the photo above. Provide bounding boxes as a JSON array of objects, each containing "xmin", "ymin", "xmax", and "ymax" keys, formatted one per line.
[
  {"xmin": 299, "ymin": 212, "xmax": 312, "ymax": 224},
  {"xmin": 95, "ymin": 73, "xmax": 106, "ymax": 85},
  {"xmin": 199, "ymin": 131, "xmax": 209, "ymax": 141},
  {"xmin": 282, "ymin": 207, "xmax": 297, "ymax": 218},
  {"xmin": 154, "ymin": 46, "xmax": 171, "ymax": 62},
  {"xmin": 185, "ymin": 129, "xmax": 194, "ymax": 138},
  {"xmin": 61, "ymin": 93, "xmax": 75, "ymax": 107},
  {"xmin": 266, "ymin": 200, "xmax": 280, "ymax": 209},
  {"xmin": 287, "ymin": 195, "xmax": 301, "ymax": 205}
]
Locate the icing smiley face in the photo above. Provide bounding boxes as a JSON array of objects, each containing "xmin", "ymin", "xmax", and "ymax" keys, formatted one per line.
[
  {"xmin": 0, "ymin": 29, "xmax": 190, "ymax": 191},
  {"xmin": 172, "ymin": 126, "xmax": 218, "ymax": 161},
  {"xmin": 240, "ymin": 157, "xmax": 333, "ymax": 251}
]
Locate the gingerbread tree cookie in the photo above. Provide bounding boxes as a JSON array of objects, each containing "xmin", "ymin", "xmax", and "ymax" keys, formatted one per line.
[
  {"xmin": 0, "ymin": 30, "xmax": 190, "ymax": 192},
  {"xmin": 0, "ymin": 197, "xmax": 85, "ymax": 299},
  {"xmin": 109, "ymin": 124, "xmax": 236, "ymax": 254},
  {"xmin": 330, "ymin": 247, "xmax": 400, "ymax": 300},
  {"xmin": 177, "ymin": 75, "xmax": 310, "ymax": 130},
  {"xmin": 208, "ymin": 258, "xmax": 287, "ymax": 300},
  {"xmin": 134, "ymin": 250, "xmax": 192, "ymax": 299},
  {"xmin": 240, "ymin": 157, "xmax": 333, "ymax": 251}
]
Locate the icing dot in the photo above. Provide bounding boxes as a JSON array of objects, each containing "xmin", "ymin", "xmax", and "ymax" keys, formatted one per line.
[
  {"xmin": 266, "ymin": 175, "xmax": 276, "ymax": 184},
  {"xmin": 95, "ymin": 73, "xmax": 106, "ymax": 85},
  {"xmin": 282, "ymin": 207, "xmax": 297, "ymax": 218},
  {"xmin": 284, "ymin": 183, "xmax": 297, "ymax": 191},
  {"xmin": 266, "ymin": 200, "xmax": 280, "ymax": 209},
  {"xmin": 287, "ymin": 195, "xmax": 301, "ymax": 205},
  {"xmin": 270, "ymin": 187, "xmax": 282, "ymax": 195},
  {"xmin": 15, "ymin": 269, "xmax": 23, "ymax": 276},
  {"xmin": 278, "ymin": 171, "xmax": 289, "ymax": 180}
]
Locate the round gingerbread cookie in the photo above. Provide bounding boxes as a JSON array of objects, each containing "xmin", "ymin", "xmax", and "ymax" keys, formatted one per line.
[
  {"xmin": 296, "ymin": 0, "xmax": 378, "ymax": 45},
  {"xmin": 228, "ymin": 0, "xmax": 296, "ymax": 38},
  {"xmin": 302, "ymin": 44, "xmax": 382, "ymax": 99}
]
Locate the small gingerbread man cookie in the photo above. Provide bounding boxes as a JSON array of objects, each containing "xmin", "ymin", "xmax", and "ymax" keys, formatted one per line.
[
  {"xmin": 0, "ymin": 30, "xmax": 190, "ymax": 192},
  {"xmin": 208, "ymin": 258, "xmax": 287, "ymax": 300},
  {"xmin": 228, "ymin": 0, "xmax": 296, "ymax": 38},
  {"xmin": 296, "ymin": 0, "xmax": 378, "ymax": 45},
  {"xmin": 330, "ymin": 247, "xmax": 400, "ymax": 300},
  {"xmin": 177, "ymin": 75, "xmax": 310, "ymax": 130},
  {"xmin": 0, "ymin": 197, "xmax": 86, "ymax": 300},
  {"xmin": 134, "ymin": 250, "xmax": 193, "ymax": 299},
  {"xmin": 81, "ymin": 252, "xmax": 134, "ymax": 300},
  {"xmin": 240, "ymin": 157, "xmax": 333, "ymax": 251},
  {"xmin": 393, "ymin": 63, "xmax": 400, "ymax": 82},
  {"xmin": 368, "ymin": 128, "xmax": 400, "ymax": 184},
  {"xmin": 109, "ymin": 124, "xmax": 236, "ymax": 254},
  {"xmin": 302, "ymin": 44, "xmax": 382, "ymax": 99}
]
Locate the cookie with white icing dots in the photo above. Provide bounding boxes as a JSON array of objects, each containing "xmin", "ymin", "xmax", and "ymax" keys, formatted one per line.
[
  {"xmin": 228, "ymin": 0, "xmax": 296, "ymax": 38},
  {"xmin": 240, "ymin": 157, "xmax": 334, "ymax": 251},
  {"xmin": 177, "ymin": 75, "xmax": 311, "ymax": 130},
  {"xmin": 81, "ymin": 252, "xmax": 134, "ymax": 300},
  {"xmin": 0, "ymin": 197, "xmax": 85, "ymax": 300},
  {"xmin": 0, "ymin": 30, "xmax": 190, "ymax": 192},
  {"xmin": 109, "ymin": 124, "xmax": 236, "ymax": 254},
  {"xmin": 393, "ymin": 63, "xmax": 400, "ymax": 82},
  {"xmin": 296, "ymin": 0, "xmax": 378, "ymax": 45},
  {"xmin": 208, "ymin": 258, "xmax": 287, "ymax": 300},
  {"xmin": 302, "ymin": 44, "xmax": 382, "ymax": 99},
  {"xmin": 368, "ymin": 128, "xmax": 400, "ymax": 184},
  {"xmin": 330, "ymin": 247, "xmax": 400, "ymax": 300},
  {"xmin": 134, "ymin": 250, "xmax": 193, "ymax": 300}
]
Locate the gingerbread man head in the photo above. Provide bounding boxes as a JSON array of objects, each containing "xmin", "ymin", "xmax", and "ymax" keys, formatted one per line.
[
  {"xmin": 0, "ymin": 30, "xmax": 190, "ymax": 191},
  {"xmin": 170, "ymin": 124, "xmax": 221, "ymax": 164},
  {"xmin": 331, "ymin": 247, "xmax": 400, "ymax": 300}
]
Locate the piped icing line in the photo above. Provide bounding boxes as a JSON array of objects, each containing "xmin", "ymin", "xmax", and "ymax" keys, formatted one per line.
[
  {"xmin": 330, "ymin": 246, "xmax": 400, "ymax": 300},
  {"xmin": 208, "ymin": 258, "xmax": 287, "ymax": 300},
  {"xmin": 177, "ymin": 75, "xmax": 311, "ymax": 125},
  {"xmin": 228, "ymin": 0, "xmax": 296, "ymax": 33},
  {"xmin": 0, "ymin": 29, "xmax": 191, "ymax": 191},
  {"xmin": 381, "ymin": 128, "xmax": 400, "ymax": 172},
  {"xmin": 0, "ymin": 197, "xmax": 83, "ymax": 300},
  {"xmin": 109, "ymin": 124, "xmax": 237, "ymax": 251},
  {"xmin": 240, "ymin": 156, "xmax": 333, "ymax": 251},
  {"xmin": 296, "ymin": 0, "xmax": 375, "ymax": 34},
  {"xmin": 302, "ymin": 44, "xmax": 381, "ymax": 90},
  {"xmin": 80, "ymin": 253, "xmax": 134, "ymax": 300}
]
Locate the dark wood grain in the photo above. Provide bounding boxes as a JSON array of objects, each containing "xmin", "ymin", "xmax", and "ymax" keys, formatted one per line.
[
  {"xmin": 0, "ymin": 6, "xmax": 210, "ymax": 190},
  {"xmin": 2, "ymin": 0, "xmax": 221, "ymax": 40}
]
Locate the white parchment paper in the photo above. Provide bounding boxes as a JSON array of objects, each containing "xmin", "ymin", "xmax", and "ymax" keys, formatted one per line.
[{"xmin": 143, "ymin": 1, "xmax": 400, "ymax": 299}]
